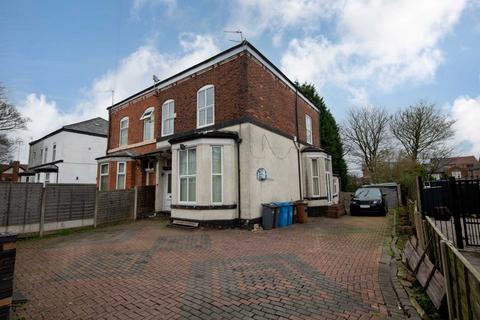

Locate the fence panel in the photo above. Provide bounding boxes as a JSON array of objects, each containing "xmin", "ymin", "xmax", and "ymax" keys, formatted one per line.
[
  {"xmin": 136, "ymin": 186, "xmax": 156, "ymax": 219},
  {"xmin": 0, "ymin": 182, "xmax": 43, "ymax": 229},
  {"xmin": 96, "ymin": 189, "xmax": 135, "ymax": 225},
  {"xmin": 44, "ymin": 184, "xmax": 96, "ymax": 223}
]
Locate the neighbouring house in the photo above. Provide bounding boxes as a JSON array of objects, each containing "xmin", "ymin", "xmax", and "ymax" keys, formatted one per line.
[
  {"xmin": 96, "ymin": 41, "xmax": 339, "ymax": 227},
  {"xmin": 0, "ymin": 161, "xmax": 29, "ymax": 182},
  {"xmin": 430, "ymin": 155, "xmax": 480, "ymax": 180},
  {"xmin": 24, "ymin": 117, "xmax": 108, "ymax": 184}
]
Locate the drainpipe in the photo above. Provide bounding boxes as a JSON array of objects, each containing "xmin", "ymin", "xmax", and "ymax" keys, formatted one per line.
[
  {"xmin": 236, "ymin": 137, "xmax": 242, "ymax": 226},
  {"xmin": 294, "ymin": 88, "xmax": 303, "ymax": 200}
]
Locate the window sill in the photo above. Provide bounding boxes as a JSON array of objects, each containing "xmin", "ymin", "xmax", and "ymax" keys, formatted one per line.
[{"xmin": 171, "ymin": 204, "xmax": 237, "ymax": 210}]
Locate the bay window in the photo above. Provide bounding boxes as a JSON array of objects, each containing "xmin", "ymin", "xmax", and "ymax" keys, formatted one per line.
[
  {"xmin": 116, "ymin": 162, "xmax": 126, "ymax": 190},
  {"xmin": 100, "ymin": 163, "xmax": 109, "ymax": 191},
  {"xmin": 312, "ymin": 159, "xmax": 320, "ymax": 196},
  {"xmin": 197, "ymin": 85, "xmax": 214, "ymax": 128},
  {"xmin": 211, "ymin": 146, "xmax": 223, "ymax": 203},
  {"xmin": 179, "ymin": 148, "xmax": 196, "ymax": 202}
]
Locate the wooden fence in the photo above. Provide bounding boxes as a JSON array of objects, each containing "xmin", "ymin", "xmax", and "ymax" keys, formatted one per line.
[
  {"xmin": 0, "ymin": 182, "xmax": 157, "ymax": 236},
  {"xmin": 423, "ymin": 217, "xmax": 480, "ymax": 319}
]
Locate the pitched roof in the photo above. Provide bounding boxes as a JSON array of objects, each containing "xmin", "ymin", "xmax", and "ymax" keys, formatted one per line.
[
  {"xmin": 107, "ymin": 40, "xmax": 319, "ymax": 113},
  {"xmin": 63, "ymin": 117, "xmax": 109, "ymax": 136},
  {"xmin": 448, "ymin": 156, "xmax": 478, "ymax": 165},
  {"xmin": 30, "ymin": 117, "xmax": 108, "ymax": 145}
]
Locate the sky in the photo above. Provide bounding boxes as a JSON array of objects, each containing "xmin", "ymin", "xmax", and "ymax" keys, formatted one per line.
[{"xmin": 1, "ymin": 0, "xmax": 480, "ymax": 166}]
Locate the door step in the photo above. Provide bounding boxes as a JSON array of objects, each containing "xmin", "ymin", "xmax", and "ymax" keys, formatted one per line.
[{"xmin": 169, "ymin": 219, "xmax": 199, "ymax": 229}]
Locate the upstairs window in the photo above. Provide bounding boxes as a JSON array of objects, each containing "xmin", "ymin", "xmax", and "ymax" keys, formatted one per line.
[
  {"xmin": 162, "ymin": 100, "xmax": 175, "ymax": 137},
  {"xmin": 40, "ymin": 149, "xmax": 43, "ymax": 164},
  {"xmin": 197, "ymin": 85, "xmax": 214, "ymax": 128},
  {"xmin": 305, "ymin": 115, "xmax": 312, "ymax": 144},
  {"xmin": 52, "ymin": 144, "xmax": 56, "ymax": 161},
  {"xmin": 44, "ymin": 147, "xmax": 48, "ymax": 163},
  {"xmin": 141, "ymin": 107, "xmax": 154, "ymax": 141},
  {"xmin": 119, "ymin": 117, "xmax": 129, "ymax": 146}
]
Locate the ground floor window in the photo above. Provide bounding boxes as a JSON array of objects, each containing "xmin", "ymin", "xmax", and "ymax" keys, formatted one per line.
[
  {"xmin": 179, "ymin": 148, "xmax": 196, "ymax": 202},
  {"xmin": 45, "ymin": 173, "xmax": 50, "ymax": 183},
  {"xmin": 117, "ymin": 162, "xmax": 126, "ymax": 189},
  {"xmin": 100, "ymin": 163, "xmax": 109, "ymax": 191},
  {"xmin": 211, "ymin": 146, "xmax": 223, "ymax": 203},
  {"xmin": 312, "ymin": 159, "xmax": 320, "ymax": 196}
]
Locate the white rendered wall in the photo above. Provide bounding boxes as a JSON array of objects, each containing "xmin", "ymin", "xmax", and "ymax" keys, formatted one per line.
[{"xmin": 28, "ymin": 130, "xmax": 107, "ymax": 184}]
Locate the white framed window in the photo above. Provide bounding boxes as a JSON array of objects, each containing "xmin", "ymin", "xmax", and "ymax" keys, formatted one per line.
[
  {"xmin": 197, "ymin": 85, "xmax": 214, "ymax": 128},
  {"xmin": 451, "ymin": 170, "xmax": 461, "ymax": 179},
  {"xmin": 33, "ymin": 151, "xmax": 36, "ymax": 161},
  {"xmin": 40, "ymin": 148, "xmax": 43, "ymax": 164},
  {"xmin": 44, "ymin": 147, "xmax": 48, "ymax": 163},
  {"xmin": 325, "ymin": 158, "xmax": 332, "ymax": 202},
  {"xmin": 305, "ymin": 115, "xmax": 313, "ymax": 144},
  {"xmin": 52, "ymin": 144, "xmax": 56, "ymax": 161},
  {"xmin": 179, "ymin": 148, "xmax": 196, "ymax": 203},
  {"xmin": 99, "ymin": 163, "xmax": 109, "ymax": 191},
  {"xmin": 116, "ymin": 162, "xmax": 126, "ymax": 190},
  {"xmin": 45, "ymin": 173, "xmax": 50, "ymax": 183},
  {"xmin": 211, "ymin": 146, "xmax": 223, "ymax": 204},
  {"xmin": 333, "ymin": 178, "xmax": 338, "ymax": 194},
  {"xmin": 312, "ymin": 159, "xmax": 320, "ymax": 196},
  {"xmin": 141, "ymin": 107, "xmax": 154, "ymax": 141},
  {"xmin": 119, "ymin": 117, "xmax": 129, "ymax": 146},
  {"xmin": 162, "ymin": 100, "xmax": 175, "ymax": 137}
]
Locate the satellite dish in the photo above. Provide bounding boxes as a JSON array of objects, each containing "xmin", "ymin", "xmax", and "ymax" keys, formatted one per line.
[{"xmin": 153, "ymin": 75, "xmax": 160, "ymax": 83}]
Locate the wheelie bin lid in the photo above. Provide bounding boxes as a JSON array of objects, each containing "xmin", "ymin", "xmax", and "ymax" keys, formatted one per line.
[
  {"xmin": 261, "ymin": 203, "xmax": 278, "ymax": 208},
  {"xmin": 273, "ymin": 201, "xmax": 294, "ymax": 207}
]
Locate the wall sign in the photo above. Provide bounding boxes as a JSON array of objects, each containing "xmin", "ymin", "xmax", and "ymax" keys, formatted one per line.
[{"xmin": 256, "ymin": 168, "xmax": 267, "ymax": 181}]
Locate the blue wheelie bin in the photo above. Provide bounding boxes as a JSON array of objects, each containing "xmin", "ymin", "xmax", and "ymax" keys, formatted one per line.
[{"xmin": 274, "ymin": 202, "xmax": 294, "ymax": 227}]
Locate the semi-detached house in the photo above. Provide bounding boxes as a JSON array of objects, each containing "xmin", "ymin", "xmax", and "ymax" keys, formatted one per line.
[{"xmin": 97, "ymin": 41, "xmax": 339, "ymax": 226}]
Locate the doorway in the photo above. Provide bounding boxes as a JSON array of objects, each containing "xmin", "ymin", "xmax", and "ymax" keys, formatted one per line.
[{"xmin": 163, "ymin": 171, "xmax": 172, "ymax": 211}]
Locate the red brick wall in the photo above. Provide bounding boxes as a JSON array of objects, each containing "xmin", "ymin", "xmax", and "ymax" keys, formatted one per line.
[
  {"xmin": 108, "ymin": 54, "xmax": 247, "ymax": 150},
  {"xmin": 245, "ymin": 56, "xmax": 320, "ymax": 147}
]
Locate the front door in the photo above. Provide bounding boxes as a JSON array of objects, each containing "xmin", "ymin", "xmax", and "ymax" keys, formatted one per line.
[{"xmin": 163, "ymin": 171, "xmax": 172, "ymax": 211}]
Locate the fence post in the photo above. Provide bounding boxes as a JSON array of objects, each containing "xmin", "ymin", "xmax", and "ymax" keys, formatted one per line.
[
  {"xmin": 440, "ymin": 240, "xmax": 455, "ymax": 320},
  {"xmin": 93, "ymin": 190, "xmax": 99, "ymax": 228},
  {"xmin": 133, "ymin": 186, "xmax": 138, "ymax": 221},
  {"xmin": 448, "ymin": 177, "xmax": 463, "ymax": 249},
  {"xmin": 39, "ymin": 186, "xmax": 46, "ymax": 237},
  {"xmin": 416, "ymin": 176, "xmax": 424, "ymax": 216}
]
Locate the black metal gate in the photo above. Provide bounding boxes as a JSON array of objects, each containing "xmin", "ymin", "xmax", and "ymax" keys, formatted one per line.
[{"xmin": 420, "ymin": 177, "xmax": 480, "ymax": 248}]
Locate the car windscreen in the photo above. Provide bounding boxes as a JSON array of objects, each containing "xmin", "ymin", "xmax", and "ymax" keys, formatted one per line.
[{"xmin": 354, "ymin": 188, "xmax": 381, "ymax": 200}]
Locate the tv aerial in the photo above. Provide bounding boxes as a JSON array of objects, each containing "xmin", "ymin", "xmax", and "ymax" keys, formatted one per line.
[{"xmin": 224, "ymin": 30, "xmax": 245, "ymax": 43}]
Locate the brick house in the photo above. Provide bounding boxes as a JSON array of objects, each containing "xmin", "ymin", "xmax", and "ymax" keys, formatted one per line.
[
  {"xmin": 430, "ymin": 155, "xmax": 480, "ymax": 180},
  {"xmin": 97, "ymin": 41, "xmax": 339, "ymax": 226},
  {"xmin": 0, "ymin": 161, "xmax": 28, "ymax": 182}
]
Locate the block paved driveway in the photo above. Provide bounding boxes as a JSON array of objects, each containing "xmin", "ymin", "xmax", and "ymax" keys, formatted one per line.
[{"xmin": 13, "ymin": 216, "xmax": 404, "ymax": 320}]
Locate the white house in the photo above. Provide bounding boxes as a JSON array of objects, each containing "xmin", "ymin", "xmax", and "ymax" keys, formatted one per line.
[{"xmin": 25, "ymin": 117, "xmax": 108, "ymax": 184}]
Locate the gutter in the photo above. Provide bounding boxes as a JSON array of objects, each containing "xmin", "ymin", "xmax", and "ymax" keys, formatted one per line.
[
  {"xmin": 294, "ymin": 88, "xmax": 303, "ymax": 200},
  {"xmin": 236, "ymin": 137, "xmax": 242, "ymax": 226}
]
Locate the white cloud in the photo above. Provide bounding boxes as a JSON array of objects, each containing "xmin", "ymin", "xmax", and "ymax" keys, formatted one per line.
[
  {"xmin": 131, "ymin": 0, "xmax": 177, "ymax": 16},
  {"xmin": 450, "ymin": 96, "xmax": 480, "ymax": 156},
  {"xmin": 12, "ymin": 33, "xmax": 219, "ymax": 163},
  {"xmin": 227, "ymin": 0, "xmax": 341, "ymax": 43},
  {"xmin": 230, "ymin": 0, "xmax": 466, "ymax": 103}
]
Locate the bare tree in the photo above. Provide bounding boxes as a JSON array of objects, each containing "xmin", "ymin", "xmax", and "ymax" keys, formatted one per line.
[
  {"xmin": 390, "ymin": 100, "xmax": 455, "ymax": 163},
  {"xmin": 342, "ymin": 106, "xmax": 390, "ymax": 178},
  {"xmin": 0, "ymin": 84, "xmax": 28, "ymax": 162},
  {"xmin": 0, "ymin": 134, "xmax": 14, "ymax": 163}
]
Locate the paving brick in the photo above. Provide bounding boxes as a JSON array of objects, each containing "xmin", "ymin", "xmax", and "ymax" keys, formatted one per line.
[{"xmin": 12, "ymin": 216, "xmax": 404, "ymax": 319}]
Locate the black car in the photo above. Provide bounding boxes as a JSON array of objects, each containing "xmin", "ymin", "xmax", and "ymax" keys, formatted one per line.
[{"xmin": 350, "ymin": 187, "xmax": 388, "ymax": 216}]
